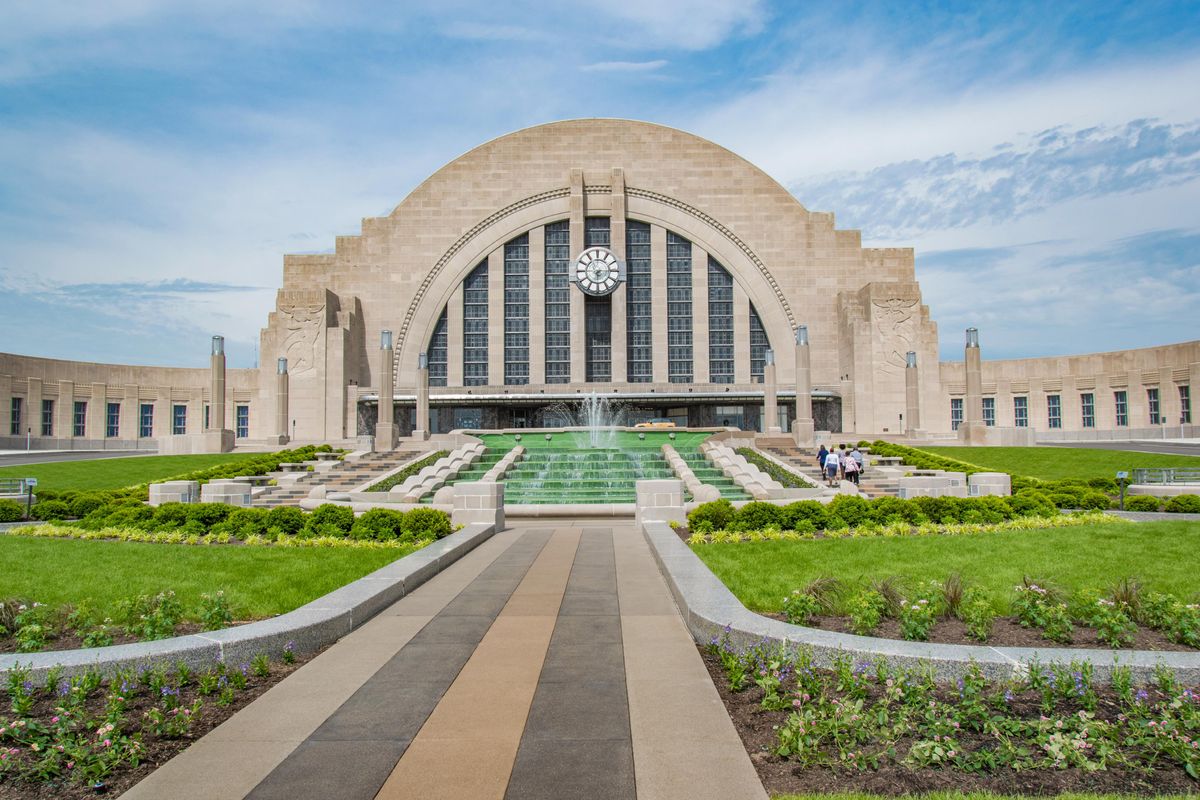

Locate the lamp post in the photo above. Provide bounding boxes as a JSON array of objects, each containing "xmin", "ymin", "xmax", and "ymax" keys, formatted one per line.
[
  {"xmin": 375, "ymin": 330, "xmax": 398, "ymax": 450},
  {"xmin": 413, "ymin": 351, "xmax": 430, "ymax": 441},
  {"xmin": 275, "ymin": 357, "xmax": 289, "ymax": 444},
  {"xmin": 763, "ymin": 349, "xmax": 780, "ymax": 434},
  {"xmin": 905, "ymin": 350, "xmax": 921, "ymax": 436}
]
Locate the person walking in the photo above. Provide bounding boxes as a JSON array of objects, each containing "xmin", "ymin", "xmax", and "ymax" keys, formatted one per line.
[
  {"xmin": 843, "ymin": 453, "xmax": 860, "ymax": 486},
  {"xmin": 850, "ymin": 445, "xmax": 865, "ymax": 478},
  {"xmin": 823, "ymin": 447, "xmax": 840, "ymax": 486},
  {"xmin": 816, "ymin": 444, "xmax": 828, "ymax": 470}
]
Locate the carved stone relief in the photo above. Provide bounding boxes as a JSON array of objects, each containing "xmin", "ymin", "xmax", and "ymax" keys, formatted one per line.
[
  {"xmin": 872, "ymin": 298, "xmax": 918, "ymax": 376},
  {"xmin": 279, "ymin": 303, "xmax": 325, "ymax": 376}
]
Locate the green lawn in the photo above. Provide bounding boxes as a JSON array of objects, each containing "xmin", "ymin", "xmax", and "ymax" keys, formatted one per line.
[
  {"xmin": 919, "ymin": 445, "xmax": 1200, "ymax": 481},
  {"xmin": 692, "ymin": 520, "xmax": 1200, "ymax": 613},
  {"xmin": 0, "ymin": 453, "xmax": 263, "ymax": 492},
  {"xmin": 0, "ymin": 535, "xmax": 410, "ymax": 620}
]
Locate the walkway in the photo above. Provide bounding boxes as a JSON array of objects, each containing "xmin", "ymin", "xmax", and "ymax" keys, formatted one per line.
[{"xmin": 122, "ymin": 523, "xmax": 765, "ymax": 800}]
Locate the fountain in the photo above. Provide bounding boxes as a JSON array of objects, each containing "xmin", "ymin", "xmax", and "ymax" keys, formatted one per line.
[{"xmin": 542, "ymin": 393, "xmax": 628, "ymax": 448}]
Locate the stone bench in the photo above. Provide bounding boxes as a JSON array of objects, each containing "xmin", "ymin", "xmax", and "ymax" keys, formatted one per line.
[
  {"xmin": 278, "ymin": 463, "xmax": 308, "ymax": 473},
  {"xmin": 149, "ymin": 480, "xmax": 199, "ymax": 506},
  {"xmin": 200, "ymin": 481, "xmax": 253, "ymax": 507},
  {"xmin": 315, "ymin": 452, "xmax": 341, "ymax": 462},
  {"xmin": 233, "ymin": 475, "xmax": 272, "ymax": 487}
]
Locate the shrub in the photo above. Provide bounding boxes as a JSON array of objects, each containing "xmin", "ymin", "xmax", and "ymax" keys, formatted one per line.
[
  {"xmin": 350, "ymin": 508, "xmax": 406, "ymax": 540},
  {"xmin": 782, "ymin": 590, "xmax": 820, "ymax": 625},
  {"xmin": 909, "ymin": 496, "xmax": 963, "ymax": 524},
  {"xmin": 867, "ymin": 496, "xmax": 924, "ymax": 525},
  {"xmin": 120, "ymin": 590, "xmax": 182, "ymax": 640},
  {"xmin": 198, "ymin": 591, "xmax": 233, "ymax": 631},
  {"xmin": 898, "ymin": 597, "xmax": 936, "ymax": 641},
  {"xmin": 687, "ymin": 499, "xmax": 735, "ymax": 531},
  {"xmin": 1170, "ymin": 603, "xmax": 1200, "ymax": 647},
  {"xmin": 220, "ymin": 507, "xmax": 271, "ymax": 537},
  {"xmin": 153, "ymin": 502, "xmax": 192, "ymax": 528},
  {"xmin": 1091, "ymin": 599, "xmax": 1137, "ymax": 648},
  {"xmin": 846, "ymin": 589, "xmax": 886, "ymax": 635},
  {"xmin": 68, "ymin": 493, "xmax": 112, "ymax": 518},
  {"xmin": 266, "ymin": 506, "xmax": 306, "ymax": 536},
  {"xmin": 403, "ymin": 507, "xmax": 452, "ymax": 540},
  {"xmin": 1006, "ymin": 491, "xmax": 1057, "ymax": 518},
  {"xmin": 781, "ymin": 500, "xmax": 828, "ymax": 531},
  {"xmin": 186, "ymin": 503, "xmax": 235, "ymax": 527},
  {"xmin": 1138, "ymin": 591, "xmax": 1179, "ymax": 629},
  {"xmin": 303, "ymin": 504, "xmax": 355, "ymax": 537},
  {"xmin": 1075, "ymin": 490, "xmax": 1113, "ymax": 511},
  {"xmin": 1123, "ymin": 495, "xmax": 1161, "ymax": 512},
  {"xmin": 0, "ymin": 499, "xmax": 24, "ymax": 522},
  {"xmin": 29, "ymin": 499, "xmax": 71, "ymax": 521},
  {"xmin": 829, "ymin": 495, "xmax": 872, "ymax": 527},
  {"xmin": 732, "ymin": 501, "xmax": 784, "ymax": 531},
  {"xmin": 1164, "ymin": 494, "xmax": 1200, "ymax": 513}
]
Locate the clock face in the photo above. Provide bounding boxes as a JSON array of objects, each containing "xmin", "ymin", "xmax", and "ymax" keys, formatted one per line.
[{"xmin": 574, "ymin": 247, "xmax": 621, "ymax": 296}]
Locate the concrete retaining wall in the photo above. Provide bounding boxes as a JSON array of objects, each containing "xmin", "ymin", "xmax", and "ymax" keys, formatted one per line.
[
  {"xmin": 641, "ymin": 519, "xmax": 1200, "ymax": 684},
  {"xmin": 0, "ymin": 521, "xmax": 497, "ymax": 685}
]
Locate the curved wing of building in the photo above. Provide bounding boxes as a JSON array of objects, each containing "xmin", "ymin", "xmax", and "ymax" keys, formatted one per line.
[{"xmin": 1, "ymin": 119, "xmax": 1197, "ymax": 450}]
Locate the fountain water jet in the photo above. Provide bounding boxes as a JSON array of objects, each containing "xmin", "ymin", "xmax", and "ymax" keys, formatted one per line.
[{"xmin": 542, "ymin": 393, "xmax": 628, "ymax": 448}]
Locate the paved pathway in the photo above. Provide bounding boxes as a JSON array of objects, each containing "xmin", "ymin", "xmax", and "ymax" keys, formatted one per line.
[{"xmin": 122, "ymin": 523, "xmax": 765, "ymax": 800}]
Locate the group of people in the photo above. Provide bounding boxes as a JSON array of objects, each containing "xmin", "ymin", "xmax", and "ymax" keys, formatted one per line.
[{"xmin": 817, "ymin": 444, "xmax": 865, "ymax": 487}]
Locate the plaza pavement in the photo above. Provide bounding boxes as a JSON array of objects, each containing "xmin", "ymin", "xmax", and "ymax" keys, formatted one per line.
[{"xmin": 121, "ymin": 522, "xmax": 765, "ymax": 800}]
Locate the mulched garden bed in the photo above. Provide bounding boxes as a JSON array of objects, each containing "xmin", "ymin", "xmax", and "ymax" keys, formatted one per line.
[
  {"xmin": 700, "ymin": 647, "xmax": 1200, "ymax": 796},
  {"xmin": 0, "ymin": 645, "xmax": 325, "ymax": 800},
  {"xmin": 0, "ymin": 622, "xmax": 249, "ymax": 655},
  {"xmin": 758, "ymin": 611, "xmax": 1196, "ymax": 652}
]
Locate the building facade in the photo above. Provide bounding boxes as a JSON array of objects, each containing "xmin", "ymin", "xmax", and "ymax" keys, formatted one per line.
[{"xmin": 1, "ymin": 119, "xmax": 1196, "ymax": 449}]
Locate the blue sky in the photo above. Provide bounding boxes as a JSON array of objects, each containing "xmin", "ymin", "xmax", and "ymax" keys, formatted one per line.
[{"xmin": 1, "ymin": 0, "xmax": 1198, "ymax": 368}]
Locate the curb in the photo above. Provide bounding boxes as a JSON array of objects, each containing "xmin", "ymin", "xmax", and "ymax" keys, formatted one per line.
[
  {"xmin": 641, "ymin": 520, "xmax": 1200, "ymax": 684},
  {"xmin": 0, "ymin": 521, "xmax": 497, "ymax": 685}
]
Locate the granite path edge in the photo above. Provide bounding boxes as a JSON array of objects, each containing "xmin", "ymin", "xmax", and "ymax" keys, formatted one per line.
[
  {"xmin": 0, "ymin": 522, "xmax": 497, "ymax": 685},
  {"xmin": 640, "ymin": 520, "xmax": 1200, "ymax": 684}
]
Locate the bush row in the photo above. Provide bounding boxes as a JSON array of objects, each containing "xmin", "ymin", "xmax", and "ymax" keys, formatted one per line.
[
  {"xmin": 686, "ymin": 493, "xmax": 1065, "ymax": 534},
  {"xmin": 33, "ymin": 500, "xmax": 450, "ymax": 542},
  {"xmin": 365, "ymin": 450, "xmax": 448, "ymax": 492},
  {"xmin": 734, "ymin": 448, "xmax": 810, "ymax": 488}
]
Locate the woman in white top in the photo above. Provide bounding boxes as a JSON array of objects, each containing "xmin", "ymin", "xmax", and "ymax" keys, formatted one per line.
[{"xmin": 823, "ymin": 449, "xmax": 840, "ymax": 485}]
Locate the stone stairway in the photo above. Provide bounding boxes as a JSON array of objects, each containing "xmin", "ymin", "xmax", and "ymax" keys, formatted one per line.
[
  {"xmin": 756, "ymin": 438, "xmax": 900, "ymax": 498},
  {"xmin": 251, "ymin": 449, "xmax": 431, "ymax": 507}
]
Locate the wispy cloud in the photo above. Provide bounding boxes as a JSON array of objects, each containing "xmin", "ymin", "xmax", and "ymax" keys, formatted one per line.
[{"xmin": 580, "ymin": 59, "xmax": 668, "ymax": 73}]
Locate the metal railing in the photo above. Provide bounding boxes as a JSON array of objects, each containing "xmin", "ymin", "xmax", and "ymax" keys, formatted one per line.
[
  {"xmin": 1131, "ymin": 468, "xmax": 1200, "ymax": 485},
  {"xmin": 0, "ymin": 479, "xmax": 33, "ymax": 495}
]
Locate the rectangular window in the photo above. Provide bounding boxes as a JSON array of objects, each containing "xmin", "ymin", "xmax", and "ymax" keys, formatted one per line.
[
  {"xmin": 1080, "ymin": 393, "xmax": 1095, "ymax": 428},
  {"xmin": 544, "ymin": 221, "xmax": 571, "ymax": 384},
  {"xmin": 41, "ymin": 399, "xmax": 54, "ymax": 437},
  {"xmin": 204, "ymin": 404, "xmax": 210, "ymax": 430},
  {"xmin": 1147, "ymin": 387, "xmax": 1160, "ymax": 425},
  {"xmin": 139, "ymin": 403, "xmax": 154, "ymax": 438},
  {"xmin": 749, "ymin": 306, "xmax": 769, "ymax": 383},
  {"xmin": 106, "ymin": 402, "xmax": 120, "ymax": 438},
  {"xmin": 1046, "ymin": 394, "xmax": 1062, "ymax": 429},
  {"xmin": 584, "ymin": 295, "xmax": 612, "ymax": 382},
  {"xmin": 982, "ymin": 397, "xmax": 995, "ymax": 427},
  {"xmin": 172, "ymin": 404, "xmax": 187, "ymax": 435},
  {"xmin": 666, "ymin": 231, "xmax": 693, "ymax": 383},
  {"xmin": 9, "ymin": 397, "xmax": 21, "ymax": 436},
  {"xmin": 1182, "ymin": 385, "xmax": 1192, "ymax": 424},
  {"xmin": 503, "ymin": 233, "xmax": 530, "ymax": 385},
  {"xmin": 73, "ymin": 401, "xmax": 87, "ymax": 437},
  {"xmin": 950, "ymin": 398, "xmax": 963, "ymax": 431},
  {"xmin": 426, "ymin": 308, "xmax": 448, "ymax": 387},
  {"xmin": 1013, "ymin": 396, "xmax": 1028, "ymax": 428},
  {"xmin": 625, "ymin": 221, "xmax": 652, "ymax": 382},
  {"xmin": 1114, "ymin": 390, "xmax": 1128, "ymax": 427},
  {"xmin": 463, "ymin": 260, "xmax": 489, "ymax": 386},
  {"xmin": 707, "ymin": 258, "xmax": 734, "ymax": 383},
  {"xmin": 584, "ymin": 216, "xmax": 610, "ymax": 248},
  {"xmin": 236, "ymin": 405, "xmax": 249, "ymax": 438}
]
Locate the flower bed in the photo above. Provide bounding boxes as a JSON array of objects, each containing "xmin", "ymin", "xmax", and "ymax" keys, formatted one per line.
[
  {"xmin": 0, "ymin": 648, "xmax": 315, "ymax": 798},
  {"xmin": 703, "ymin": 633, "xmax": 1200, "ymax": 796}
]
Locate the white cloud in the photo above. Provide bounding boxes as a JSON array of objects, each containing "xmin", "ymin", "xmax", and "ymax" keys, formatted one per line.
[{"xmin": 580, "ymin": 59, "xmax": 668, "ymax": 73}]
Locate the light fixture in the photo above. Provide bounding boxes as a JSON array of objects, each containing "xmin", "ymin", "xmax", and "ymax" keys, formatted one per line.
[
  {"xmin": 906, "ymin": 351, "xmax": 917, "ymax": 368},
  {"xmin": 277, "ymin": 357, "xmax": 288, "ymax": 374},
  {"xmin": 211, "ymin": 336, "xmax": 224, "ymax": 356},
  {"xmin": 765, "ymin": 348, "xmax": 775, "ymax": 366},
  {"xmin": 418, "ymin": 352, "xmax": 428, "ymax": 370},
  {"xmin": 966, "ymin": 327, "xmax": 979, "ymax": 348},
  {"xmin": 380, "ymin": 330, "xmax": 393, "ymax": 350},
  {"xmin": 795, "ymin": 325, "xmax": 809, "ymax": 346}
]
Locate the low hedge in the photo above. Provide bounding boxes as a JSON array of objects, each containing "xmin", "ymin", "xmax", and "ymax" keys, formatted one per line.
[
  {"xmin": 735, "ymin": 448, "xmax": 811, "ymax": 488},
  {"xmin": 0, "ymin": 499, "xmax": 25, "ymax": 523},
  {"xmin": 365, "ymin": 451, "xmax": 449, "ymax": 492},
  {"xmin": 55, "ymin": 500, "xmax": 452, "ymax": 543},
  {"xmin": 686, "ymin": 493, "xmax": 1060, "ymax": 534}
]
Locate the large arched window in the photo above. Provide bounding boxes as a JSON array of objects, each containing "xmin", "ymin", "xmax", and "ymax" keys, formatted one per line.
[
  {"xmin": 708, "ymin": 258, "xmax": 734, "ymax": 383},
  {"xmin": 426, "ymin": 307, "xmax": 447, "ymax": 387},
  {"xmin": 626, "ymin": 220, "xmax": 652, "ymax": 382},
  {"xmin": 503, "ymin": 233, "xmax": 529, "ymax": 385},
  {"xmin": 666, "ymin": 231, "xmax": 693, "ymax": 383},
  {"xmin": 462, "ymin": 260, "xmax": 488, "ymax": 386},
  {"xmin": 544, "ymin": 221, "xmax": 571, "ymax": 383}
]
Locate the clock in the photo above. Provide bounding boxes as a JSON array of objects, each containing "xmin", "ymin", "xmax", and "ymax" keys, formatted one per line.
[{"xmin": 573, "ymin": 247, "xmax": 623, "ymax": 296}]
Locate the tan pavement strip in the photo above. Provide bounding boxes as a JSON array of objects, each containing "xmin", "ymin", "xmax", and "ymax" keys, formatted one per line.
[
  {"xmin": 614, "ymin": 525, "xmax": 768, "ymax": 800},
  {"xmin": 120, "ymin": 530, "xmax": 522, "ymax": 800},
  {"xmin": 375, "ymin": 528, "xmax": 580, "ymax": 800}
]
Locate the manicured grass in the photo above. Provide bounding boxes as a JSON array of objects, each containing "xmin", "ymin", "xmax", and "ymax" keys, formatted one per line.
[
  {"xmin": 775, "ymin": 792, "xmax": 1196, "ymax": 800},
  {"xmin": 692, "ymin": 520, "xmax": 1200, "ymax": 613},
  {"xmin": 920, "ymin": 445, "xmax": 1200, "ymax": 481},
  {"xmin": 0, "ymin": 453, "xmax": 263, "ymax": 492},
  {"xmin": 0, "ymin": 535, "xmax": 410, "ymax": 619}
]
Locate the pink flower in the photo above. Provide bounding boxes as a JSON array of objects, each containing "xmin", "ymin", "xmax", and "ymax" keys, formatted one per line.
[
  {"xmin": 947, "ymin": 750, "xmax": 957, "ymax": 758},
  {"xmin": 50, "ymin": 716, "xmax": 59, "ymax": 724},
  {"xmin": 104, "ymin": 739, "xmax": 112, "ymax": 748}
]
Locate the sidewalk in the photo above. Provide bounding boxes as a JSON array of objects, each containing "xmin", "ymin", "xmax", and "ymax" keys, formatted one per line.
[{"xmin": 121, "ymin": 522, "xmax": 764, "ymax": 800}]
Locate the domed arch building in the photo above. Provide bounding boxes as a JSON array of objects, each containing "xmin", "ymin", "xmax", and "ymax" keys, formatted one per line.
[{"xmin": 1, "ymin": 119, "xmax": 1196, "ymax": 450}]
